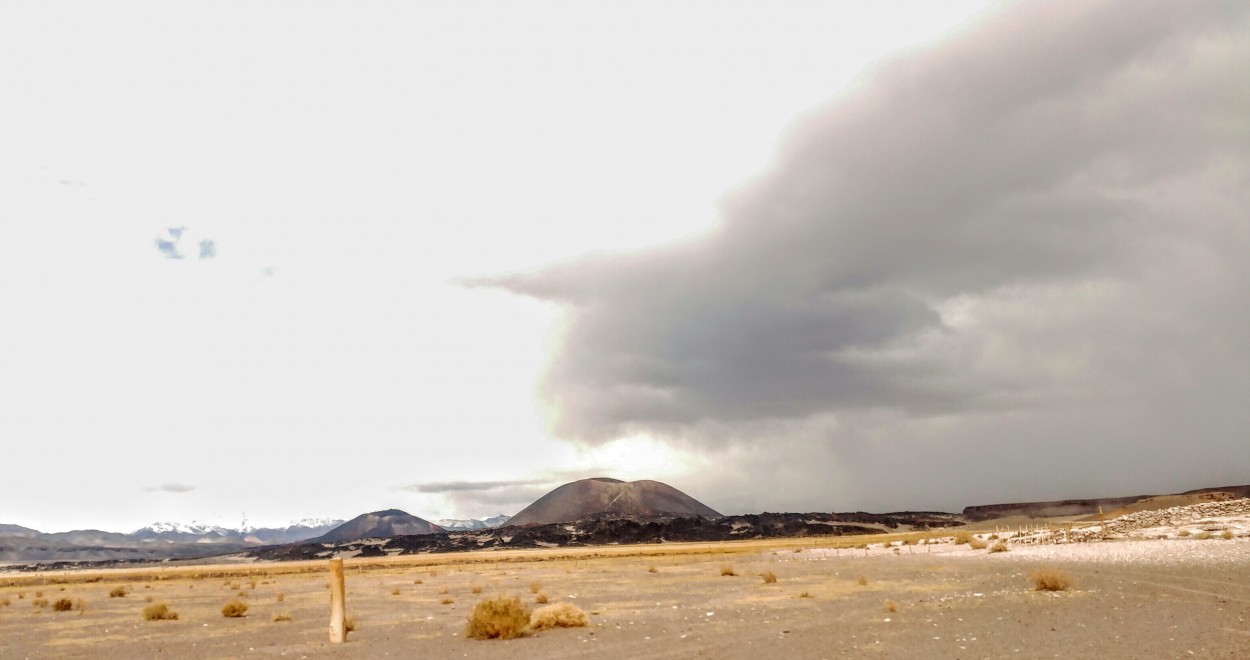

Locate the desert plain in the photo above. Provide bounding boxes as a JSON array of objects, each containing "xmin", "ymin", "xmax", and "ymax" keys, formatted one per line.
[{"xmin": 3, "ymin": 520, "xmax": 1249, "ymax": 659}]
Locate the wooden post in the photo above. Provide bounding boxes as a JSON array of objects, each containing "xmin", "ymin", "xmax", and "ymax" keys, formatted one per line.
[{"xmin": 328, "ymin": 558, "xmax": 346, "ymax": 643}]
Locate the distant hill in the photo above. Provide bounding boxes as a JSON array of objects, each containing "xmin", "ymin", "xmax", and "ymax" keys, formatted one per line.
[
  {"xmin": 506, "ymin": 478, "xmax": 721, "ymax": 527},
  {"xmin": 312, "ymin": 509, "xmax": 445, "ymax": 543}
]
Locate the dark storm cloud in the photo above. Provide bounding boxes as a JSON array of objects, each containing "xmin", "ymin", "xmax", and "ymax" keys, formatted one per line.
[{"xmin": 475, "ymin": 0, "xmax": 1250, "ymax": 509}]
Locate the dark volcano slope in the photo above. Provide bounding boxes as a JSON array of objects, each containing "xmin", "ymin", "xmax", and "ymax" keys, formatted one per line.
[
  {"xmin": 311, "ymin": 509, "xmax": 444, "ymax": 543},
  {"xmin": 506, "ymin": 478, "xmax": 721, "ymax": 527}
]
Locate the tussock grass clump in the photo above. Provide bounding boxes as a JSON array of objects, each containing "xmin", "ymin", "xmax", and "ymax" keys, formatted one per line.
[
  {"xmin": 470, "ymin": 585, "xmax": 483, "ymax": 594},
  {"xmin": 883, "ymin": 600, "xmax": 898, "ymax": 613},
  {"xmin": 465, "ymin": 595, "xmax": 531, "ymax": 640},
  {"xmin": 1, "ymin": 597, "xmax": 10, "ymax": 607},
  {"xmin": 1196, "ymin": 531, "xmax": 1212, "ymax": 540},
  {"xmin": 534, "ymin": 592, "xmax": 549, "ymax": 604},
  {"xmin": 720, "ymin": 565, "xmax": 736, "ymax": 577},
  {"xmin": 989, "ymin": 540, "xmax": 1008, "ymax": 553},
  {"xmin": 52, "ymin": 598, "xmax": 74, "ymax": 612},
  {"xmin": 529, "ymin": 581, "xmax": 541, "ymax": 594},
  {"xmin": 1222, "ymin": 529, "xmax": 1235, "ymax": 540},
  {"xmin": 857, "ymin": 574, "xmax": 868, "ymax": 586},
  {"xmin": 647, "ymin": 566, "xmax": 658, "ymax": 573},
  {"xmin": 953, "ymin": 531, "xmax": 973, "ymax": 545},
  {"xmin": 391, "ymin": 587, "xmax": 401, "ymax": 596},
  {"xmin": 144, "ymin": 595, "xmax": 154, "ymax": 603},
  {"xmin": 109, "ymin": 586, "xmax": 128, "ymax": 598},
  {"xmin": 798, "ymin": 591, "xmax": 813, "ymax": 599},
  {"xmin": 345, "ymin": 617, "xmax": 357, "ymax": 632},
  {"xmin": 276, "ymin": 592, "xmax": 285, "ymax": 602},
  {"xmin": 1030, "ymin": 569, "xmax": 1073, "ymax": 592},
  {"xmin": 273, "ymin": 613, "xmax": 292, "ymax": 622},
  {"xmin": 441, "ymin": 597, "xmax": 454, "ymax": 605},
  {"xmin": 143, "ymin": 603, "xmax": 178, "ymax": 621},
  {"xmin": 32, "ymin": 597, "xmax": 49, "ymax": 608},
  {"xmin": 530, "ymin": 602, "xmax": 588, "ymax": 631},
  {"xmin": 760, "ymin": 571, "xmax": 778, "ymax": 584},
  {"xmin": 968, "ymin": 536, "xmax": 988, "ymax": 550},
  {"xmin": 1177, "ymin": 529, "xmax": 1191, "ymax": 537},
  {"xmin": 221, "ymin": 600, "xmax": 249, "ymax": 617},
  {"xmin": 413, "ymin": 579, "xmax": 423, "ymax": 585}
]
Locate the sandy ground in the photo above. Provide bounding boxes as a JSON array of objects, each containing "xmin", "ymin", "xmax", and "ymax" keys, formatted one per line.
[{"xmin": 2, "ymin": 534, "xmax": 1248, "ymax": 659}]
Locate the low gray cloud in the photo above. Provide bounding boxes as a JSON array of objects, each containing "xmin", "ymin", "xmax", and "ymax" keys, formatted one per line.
[
  {"xmin": 477, "ymin": 0, "xmax": 1250, "ymax": 511},
  {"xmin": 402, "ymin": 479, "xmax": 547, "ymax": 494},
  {"xmin": 144, "ymin": 482, "xmax": 196, "ymax": 493}
]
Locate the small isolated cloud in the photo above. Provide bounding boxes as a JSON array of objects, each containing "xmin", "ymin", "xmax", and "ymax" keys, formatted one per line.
[
  {"xmin": 152, "ymin": 227, "xmax": 217, "ymax": 261},
  {"xmin": 154, "ymin": 237, "xmax": 183, "ymax": 260},
  {"xmin": 143, "ymin": 482, "xmax": 196, "ymax": 493}
]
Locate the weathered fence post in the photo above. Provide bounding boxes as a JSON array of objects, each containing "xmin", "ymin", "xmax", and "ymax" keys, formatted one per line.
[{"xmin": 329, "ymin": 557, "xmax": 346, "ymax": 643}]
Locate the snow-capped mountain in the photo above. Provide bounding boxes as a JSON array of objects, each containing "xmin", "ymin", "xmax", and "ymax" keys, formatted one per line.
[
  {"xmin": 131, "ymin": 519, "xmax": 344, "ymax": 544},
  {"xmin": 433, "ymin": 514, "xmax": 511, "ymax": 531}
]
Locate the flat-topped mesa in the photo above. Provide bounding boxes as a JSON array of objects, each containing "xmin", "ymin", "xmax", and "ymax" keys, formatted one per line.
[
  {"xmin": 506, "ymin": 478, "xmax": 721, "ymax": 527},
  {"xmin": 962, "ymin": 485, "xmax": 1250, "ymax": 522}
]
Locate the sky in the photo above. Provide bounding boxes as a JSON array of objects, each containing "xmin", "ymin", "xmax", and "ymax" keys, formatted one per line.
[{"xmin": 2, "ymin": 1, "xmax": 1247, "ymax": 533}]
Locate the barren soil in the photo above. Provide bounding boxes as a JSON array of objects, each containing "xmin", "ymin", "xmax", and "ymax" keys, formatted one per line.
[{"xmin": 2, "ymin": 537, "xmax": 1248, "ymax": 659}]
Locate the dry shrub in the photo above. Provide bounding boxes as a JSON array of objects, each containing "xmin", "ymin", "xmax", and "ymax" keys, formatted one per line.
[
  {"xmin": 720, "ymin": 565, "xmax": 736, "ymax": 577},
  {"xmin": 529, "ymin": 581, "xmax": 541, "ymax": 594},
  {"xmin": 989, "ymin": 540, "xmax": 1008, "ymax": 553},
  {"xmin": 953, "ymin": 531, "xmax": 973, "ymax": 545},
  {"xmin": 1030, "ymin": 569, "xmax": 1073, "ymax": 592},
  {"xmin": 470, "ymin": 585, "xmax": 483, "ymax": 594},
  {"xmin": 534, "ymin": 592, "xmax": 549, "ymax": 604},
  {"xmin": 883, "ymin": 600, "xmax": 898, "ymax": 613},
  {"xmin": 273, "ymin": 613, "xmax": 292, "ymax": 622},
  {"xmin": 75, "ymin": 598, "xmax": 86, "ymax": 613},
  {"xmin": 345, "ymin": 617, "xmax": 357, "ymax": 632},
  {"xmin": 32, "ymin": 597, "xmax": 49, "ymax": 608},
  {"xmin": 35, "ymin": 591, "xmax": 43, "ymax": 598},
  {"xmin": 144, "ymin": 595, "xmax": 154, "ymax": 603},
  {"xmin": 465, "ymin": 595, "xmax": 531, "ymax": 640},
  {"xmin": 857, "ymin": 574, "xmax": 868, "ymax": 586},
  {"xmin": 438, "ymin": 586, "xmax": 449, "ymax": 595},
  {"xmin": 391, "ymin": 587, "xmax": 401, "ymax": 596},
  {"xmin": 530, "ymin": 602, "xmax": 588, "ymax": 631},
  {"xmin": 647, "ymin": 566, "xmax": 658, "ymax": 573},
  {"xmin": 798, "ymin": 591, "xmax": 813, "ymax": 599},
  {"xmin": 1177, "ymin": 529, "xmax": 1191, "ymax": 537},
  {"xmin": 968, "ymin": 536, "xmax": 988, "ymax": 550},
  {"xmin": 1196, "ymin": 532, "xmax": 1212, "ymax": 540},
  {"xmin": 413, "ymin": 579, "xmax": 423, "ymax": 585},
  {"xmin": 143, "ymin": 603, "xmax": 178, "ymax": 621},
  {"xmin": 1, "ymin": 598, "xmax": 10, "ymax": 607},
  {"xmin": 441, "ymin": 597, "xmax": 454, "ymax": 605},
  {"xmin": 52, "ymin": 598, "xmax": 74, "ymax": 612},
  {"xmin": 109, "ymin": 586, "xmax": 128, "ymax": 598},
  {"xmin": 276, "ymin": 592, "xmax": 285, "ymax": 602},
  {"xmin": 221, "ymin": 600, "xmax": 249, "ymax": 618},
  {"xmin": 760, "ymin": 571, "xmax": 778, "ymax": 584},
  {"xmin": 1222, "ymin": 529, "xmax": 1234, "ymax": 540}
]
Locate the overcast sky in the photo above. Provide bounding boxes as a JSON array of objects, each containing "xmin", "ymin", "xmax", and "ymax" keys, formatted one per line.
[{"xmin": 3, "ymin": 1, "xmax": 1246, "ymax": 533}]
